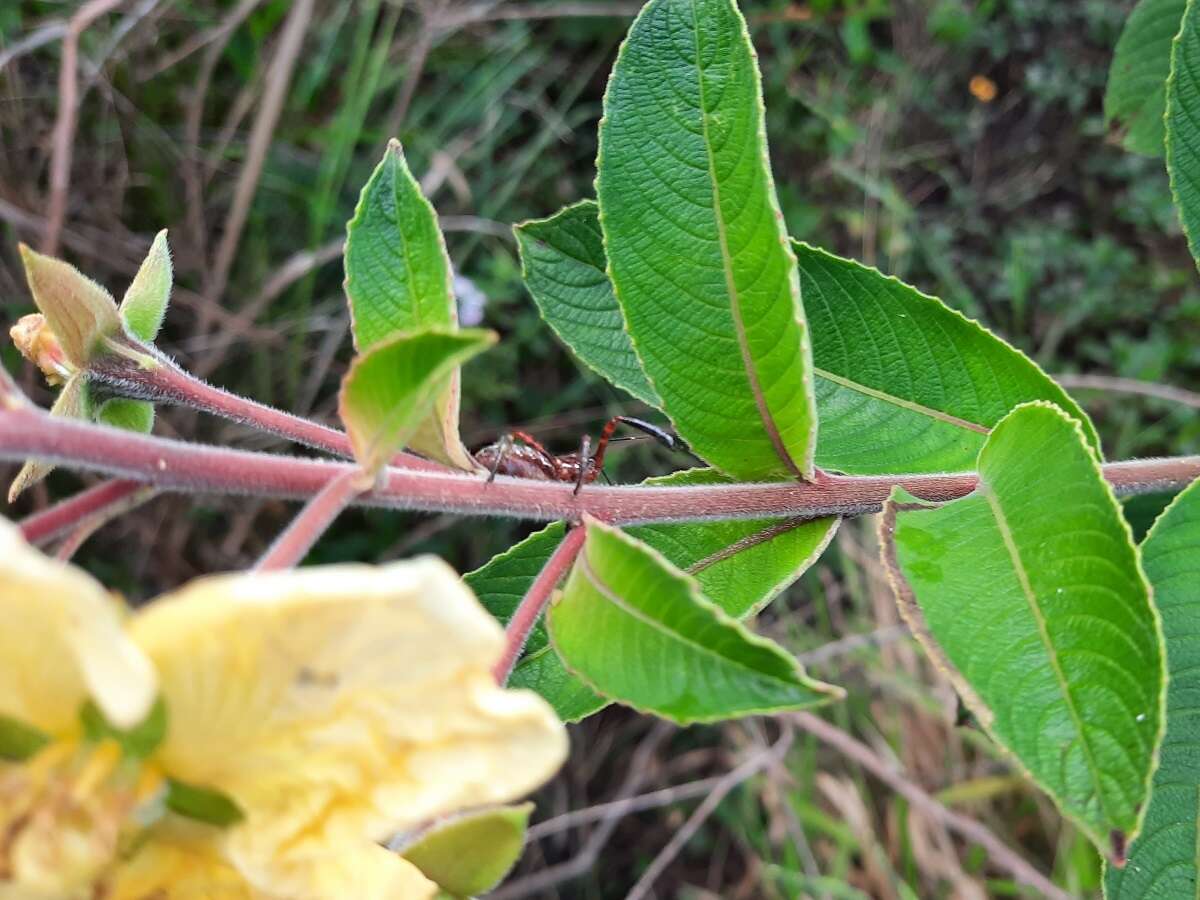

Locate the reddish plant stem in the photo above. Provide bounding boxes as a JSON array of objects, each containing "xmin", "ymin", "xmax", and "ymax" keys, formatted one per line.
[
  {"xmin": 2, "ymin": 407, "xmax": 1199, "ymax": 526},
  {"xmin": 494, "ymin": 525, "xmax": 587, "ymax": 685},
  {"xmin": 88, "ymin": 343, "xmax": 447, "ymax": 472},
  {"xmin": 256, "ymin": 469, "xmax": 366, "ymax": 571},
  {"xmin": 55, "ymin": 485, "xmax": 158, "ymax": 561},
  {"xmin": 19, "ymin": 478, "xmax": 143, "ymax": 544}
]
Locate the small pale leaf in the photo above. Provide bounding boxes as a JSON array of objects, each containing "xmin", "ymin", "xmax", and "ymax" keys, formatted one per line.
[
  {"xmin": 120, "ymin": 230, "xmax": 172, "ymax": 342},
  {"xmin": 549, "ymin": 518, "xmax": 842, "ymax": 723},
  {"xmin": 18, "ymin": 244, "xmax": 122, "ymax": 368},
  {"xmin": 399, "ymin": 803, "xmax": 533, "ymax": 898},
  {"xmin": 96, "ymin": 398, "xmax": 155, "ymax": 434},
  {"xmin": 338, "ymin": 328, "xmax": 494, "ymax": 477},
  {"xmin": 882, "ymin": 403, "xmax": 1164, "ymax": 860}
]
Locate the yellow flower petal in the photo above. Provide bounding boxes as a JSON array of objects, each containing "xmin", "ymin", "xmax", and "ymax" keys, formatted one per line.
[
  {"xmin": 105, "ymin": 819, "xmax": 254, "ymax": 900},
  {"xmin": 127, "ymin": 557, "xmax": 567, "ymax": 878},
  {"xmin": 0, "ymin": 520, "xmax": 156, "ymax": 734}
]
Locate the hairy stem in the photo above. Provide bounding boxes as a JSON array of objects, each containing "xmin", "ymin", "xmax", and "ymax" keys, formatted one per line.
[
  {"xmin": 494, "ymin": 525, "xmax": 587, "ymax": 685},
  {"xmin": 256, "ymin": 469, "xmax": 367, "ymax": 571},
  {"xmin": 19, "ymin": 478, "xmax": 144, "ymax": 544},
  {"xmin": 3, "ymin": 406, "xmax": 1198, "ymax": 526},
  {"xmin": 88, "ymin": 338, "xmax": 447, "ymax": 471}
]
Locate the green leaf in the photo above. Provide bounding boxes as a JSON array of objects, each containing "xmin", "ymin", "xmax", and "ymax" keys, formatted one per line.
[
  {"xmin": 344, "ymin": 140, "xmax": 476, "ymax": 469},
  {"xmin": 466, "ymin": 471, "xmax": 838, "ymax": 721},
  {"xmin": 515, "ymin": 201, "xmax": 659, "ymax": 407},
  {"xmin": 338, "ymin": 328, "xmax": 495, "ymax": 477},
  {"xmin": 0, "ymin": 713, "xmax": 50, "ymax": 760},
  {"xmin": 1105, "ymin": 477, "xmax": 1200, "ymax": 897},
  {"xmin": 1106, "ymin": 0, "xmax": 1186, "ymax": 156},
  {"xmin": 548, "ymin": 518, "xmax": 842, "ymax": 723},
  {"xmin": 881, "ymin": 403, "xmax": 1164, "ymax": 861},
  {"xmin": 516, "ymin": 202, "xmax": 1092, "ymax": 474},
  {"xmin": 1169, "ymin": 0, "xmax": 1200, "ymax": 271},
  {"xmin": 79, "ymin": 696, "xmax": 167, "ymax": 759},
  {"xmin": 596, "ymin": 0, "xmax": 817, "ymax": 480},
  {"xmin": 798, "ymin": 243, "xmax": 1101, "ymax": 473},
  {"xmin": 96, "ymin": 398, "xmax": 155, "ymax": 434},
  {"xmin": 399, "ymin": 803, "xmax": 533, "ymax": 898},
  {"xmin": 165, "ymin": 778, "xmax": 245, "ymax": 827},
  {"xmin": 119, "ymin": 229, "xmax": 172, "ymax": 342}
]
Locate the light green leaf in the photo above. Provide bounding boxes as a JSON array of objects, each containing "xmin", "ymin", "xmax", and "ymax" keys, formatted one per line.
[
  {"xmin": 338, "ymin": 328, "xmax": 495, "ymax": 477},
  {"xmin": 120, "ymin": 229, "xmax": 172, "ymax": 342},
  {"xmin": 1106, "ymin": 0, "xmax": 1186, "ymax": 156},
  {"xmin": 344, "ymin": 140, "xmax": 476, "ymax": 469},
  {"xmin": 18, "ymin": 244, "xmax": 122, "ymax": 369},
  {"xmin": 515, "ymin": 201, "xmax": 659, "ymax": 407},
  {"xmin": 1169, "ymin": 0, "xmax": 1200, "ymax": 270},
  {"xmin": 96, "ymin": 398, "xmax": 155, "ymax": 434},
  {"xmin": 798, "ymin": 243, "xmax": 1101, "ymax": 472},
  {"xmin": 548, "ymin": 518, "xmax": 842, "ymax": 723},
  {"xmin": 399, "ymin": 803, "xmax": 533, "ymax": 898},
  {"xmin": 882, "ymin": 403, "xmax": 1164, "ymax": 861},
  {"xmin": 1105, "ymin": 477, "xmax": 1200, "ymax": 897},
  {"xmin": 466, "ymin": 471, "xmax": 838, "ymax": 721},
  {"xmin": 596, "ymin": 0, "xmax": 816, "ymax": 480}
]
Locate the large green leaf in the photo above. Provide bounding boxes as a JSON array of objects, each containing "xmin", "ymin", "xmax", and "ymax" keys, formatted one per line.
[
  {"xmin": 1106, "ymin": 0, "xmax": 1187, "ymax": 156},
  {"xmin": 466, "ymin": 470, "xmax": 839, "ymax": 721},
  {"xmin": 1168, "ymin": 0, "xmax": 1200, "ymax": 269},
  {"xmin": 343, "ymin": 140, "xmax": 476, "ymax": 469},
  {"xmin": 1105, "ymin": 477, "xmax": 1200, "ymax": 897},
  {"xmin": 882, "ymin": 403, "xmax": 1164, "ymax": 861},
  {"xmin": 515, "ymin": 202, "xmax": 659, "ymax": 407},
  {"xmin": 596, "ymin": 0, "xmax": 817, "ymax": 481},
  {"xmin": 399, "ymin": 803, "xmax": 533, "ymax": 898},
  {"xmin": 548, "ymin": 518, "xmax": 842, "ymax": 723},
  {"xmin": 798, "ymin": 243, "xmax": 1100, "ymax": 473},
  {"xmin": 338, "ymin": 328, "xmax": 494, "ymax": 476},
  {"xmin": 517, "ymin": 201, "xmax": 1094, "ymax": 474}
]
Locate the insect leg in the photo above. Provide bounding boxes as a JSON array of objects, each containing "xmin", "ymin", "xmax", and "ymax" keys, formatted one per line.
[
  {"xmin": 573, "ymin": 434, "xmax": 592, "ymax": 496},
  {"xmin": 485, "ymin": 434, "xmax": 514, "ymax": 484}
]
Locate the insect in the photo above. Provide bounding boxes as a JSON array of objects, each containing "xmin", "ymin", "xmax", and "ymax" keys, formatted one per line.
[{"xmin": 475, "ymin": 415, "xmax": 678, "ymax": 494}]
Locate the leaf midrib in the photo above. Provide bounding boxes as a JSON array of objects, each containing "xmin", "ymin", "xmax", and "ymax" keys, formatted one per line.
[
  {"xmin": 980, "ymin": 480, "xmax": 1116, "ymax": 833},
  {"xmin": 688, "ymin": 1, "xmax": 802, "ymax": 479},
  {"xmin": 814, "ymin": 367, "xmax": 991, "ymax": 435}
]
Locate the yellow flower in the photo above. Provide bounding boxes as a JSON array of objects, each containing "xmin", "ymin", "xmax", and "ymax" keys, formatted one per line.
[{"xmin": 0, "ymin": 519, "xmax": 567, "ymax": 899}]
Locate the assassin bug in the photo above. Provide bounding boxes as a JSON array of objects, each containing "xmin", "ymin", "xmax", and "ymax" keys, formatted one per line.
[{"xmin": 475, "ymin": 416, "xmax": 678, "ymax": 495}]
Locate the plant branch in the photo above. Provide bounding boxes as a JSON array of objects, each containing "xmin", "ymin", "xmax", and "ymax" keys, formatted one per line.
[
  {"xmin": 19, "ymin": 478, "xmax": 144, "ymax": 544},
  {"xmin": 493, "ymin": 525, "xmax": 587, "ymax": 684},
  {"xmin": 791, "ymin": 712, "xmax": 1071, "ymax": 900},
  {"xmin": 2, "ymin": 405, "xmax": 1199, "ymax": 527},
  {"xmin": 88, "ymin": 340, "xmax": 447, "ymax": 471},
  {"xmin": 255, "ymin": 469, "xmax": 366, "ymax": 571},
  {"xmin": 55, "ymin": 484, "xmax": 157, "ymax": 560}
]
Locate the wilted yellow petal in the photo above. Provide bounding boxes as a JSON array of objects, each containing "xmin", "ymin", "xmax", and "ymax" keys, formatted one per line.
[
  {"xmin": 18, "ymin": 244, "xmax": 122, "ymax": 368},
  {"xmin": 0, "ymin": 519, "xmax": 157, "ymax": 734},
  {"xmin": 128, "ymin": 557, "xmax": 567, "ymax": 880}
]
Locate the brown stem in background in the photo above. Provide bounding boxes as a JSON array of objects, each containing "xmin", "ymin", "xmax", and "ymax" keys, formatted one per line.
[
  {"xmin": 791, "ymin": 712, "xmax": 1071, "ymax": 900},
  {"xmin": 493, "ymin": 525, "xmax": 587, "ymax": 685},
  {"xmin": 42, "ymin": 0, "xmax": 125, "ymax": 256}
]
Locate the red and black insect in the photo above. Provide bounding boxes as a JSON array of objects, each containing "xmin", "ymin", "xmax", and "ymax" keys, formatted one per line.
[{"xmin": 475, "ymin": 415, "xmax": 677, "ymax": 494}]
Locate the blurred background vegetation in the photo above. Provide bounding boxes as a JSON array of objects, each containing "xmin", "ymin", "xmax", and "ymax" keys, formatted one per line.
[{"xmin": 2, "ymin": 0, "xmax": 1198, "ymax": 896}]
